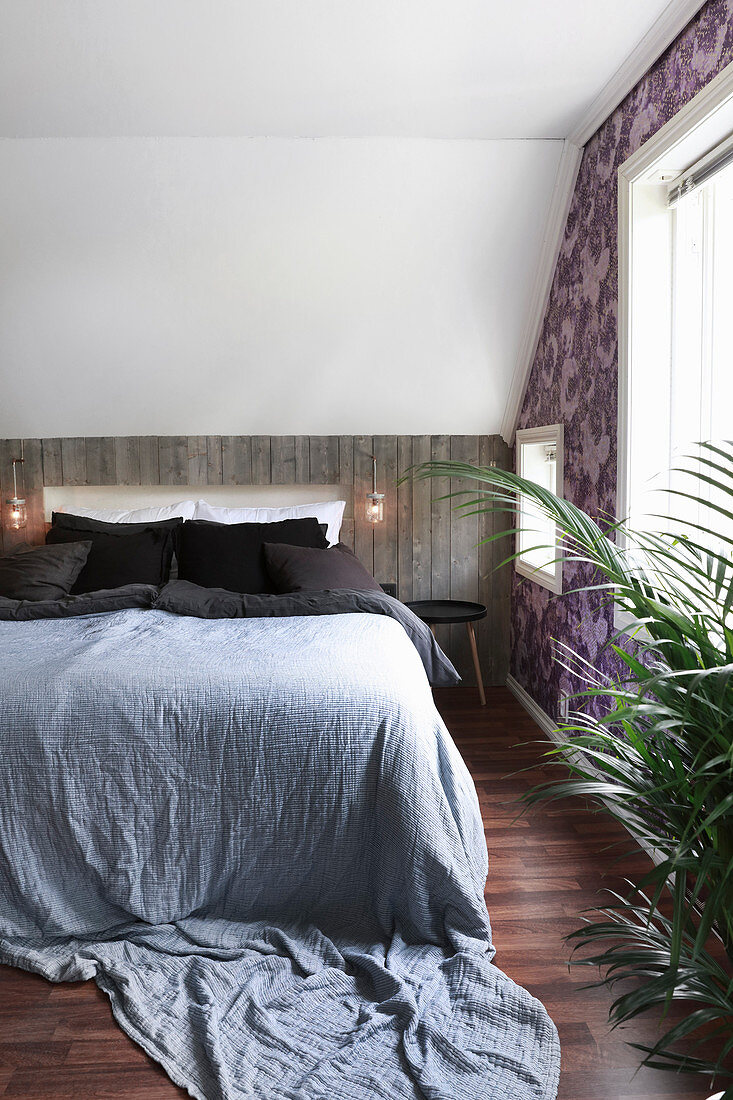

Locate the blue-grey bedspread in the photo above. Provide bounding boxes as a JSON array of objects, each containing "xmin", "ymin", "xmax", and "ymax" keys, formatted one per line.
[
  {"xmin": 154, "ymin": 580, "xmax": 461, "ymax": 687},
  {"xmin": 0, "ymin": 608, "xmax": 560, "ymax": 1099}
]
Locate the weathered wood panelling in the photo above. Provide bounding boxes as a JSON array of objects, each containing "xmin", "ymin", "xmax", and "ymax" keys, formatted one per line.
[
  {"xmin": 114, "ymin": 436, "xmax": 141, "ymax": 485},
  {"xmin": 0, "ymin": 435, "xmax": 511, "ymax": 683}
]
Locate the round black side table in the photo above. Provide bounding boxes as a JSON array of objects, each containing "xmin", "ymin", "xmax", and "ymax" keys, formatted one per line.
[{"xmin": 405, "ymin": 599, "xmax": 487, "ymax": 706}]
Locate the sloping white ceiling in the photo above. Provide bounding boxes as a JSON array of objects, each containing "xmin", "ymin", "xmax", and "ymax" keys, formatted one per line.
[
  {"xmin": 0, "ymin": 2, "xmax": 686, "ymax": 436},
  {"xmin": 0, "ymin": 0, "xmax": 677, "ymax": 139}
]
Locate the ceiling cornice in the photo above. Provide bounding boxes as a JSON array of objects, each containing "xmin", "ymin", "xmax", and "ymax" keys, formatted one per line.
[{"xmin": 568, "ymin": 0, "xmax": 708, "ymax": 147}]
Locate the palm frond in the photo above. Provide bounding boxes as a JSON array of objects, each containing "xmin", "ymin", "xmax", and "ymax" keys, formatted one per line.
[{"xmin": 409, "ymin": 443, "xmax": 733, "ymax": 1083}]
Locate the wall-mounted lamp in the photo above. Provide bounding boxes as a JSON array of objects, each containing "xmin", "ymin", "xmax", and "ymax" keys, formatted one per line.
[
  {"xmin": 6, "ymin": 456, "xmax": 27, "ymax": 530},
  {"xmin": 365, "ymin": 455, "xmax": 385, "ymax": 524}
]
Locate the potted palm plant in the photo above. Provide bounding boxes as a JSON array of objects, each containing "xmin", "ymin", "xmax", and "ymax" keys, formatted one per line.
[{"xmin": 411, "ymin": 442, "xmax": 733, "ymax": 1097}]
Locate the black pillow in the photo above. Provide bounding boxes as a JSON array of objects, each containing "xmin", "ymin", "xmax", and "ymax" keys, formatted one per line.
[
  {"xmin": 0, "ymin": 542, "xmax": 92, "ymax": 601},
  {"xmin": 49, "ymin": 512, "xmax": 182, "ymax": 536},
  {"xmin": 263, "ymin": 542, "xmax": 381, "ymax": 594},
  {"xmin": 47, "ymin": 513, "xmax": 180, "ymax": 593},
  {"xmin": 176, "ymin": 517, "xmax": 328, "ymax": 593}
]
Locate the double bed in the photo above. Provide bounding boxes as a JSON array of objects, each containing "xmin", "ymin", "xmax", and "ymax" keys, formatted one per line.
[{"xmin": 0, "ymin": 501, "xmax": 560, "ymax": 1099}]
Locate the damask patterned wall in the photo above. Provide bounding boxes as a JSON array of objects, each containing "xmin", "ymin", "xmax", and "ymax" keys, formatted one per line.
[{"xmin": 512, "ymin": 0, "xmax": 733, "ymax": 717}]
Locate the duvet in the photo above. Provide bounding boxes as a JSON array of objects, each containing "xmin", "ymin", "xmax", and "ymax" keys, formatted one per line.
[{"xmin": 0, "ymin": 600, "xmax": 560, "ymax": 1099}]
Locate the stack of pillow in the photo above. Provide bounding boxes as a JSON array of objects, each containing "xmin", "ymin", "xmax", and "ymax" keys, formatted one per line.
[
  {"xmin": 46, "ymin": 512, "xmax": 182, "ymax": 593},
  {"xmin": 0, "ymin": 498, "xmax": 381, "ymax": 603}
]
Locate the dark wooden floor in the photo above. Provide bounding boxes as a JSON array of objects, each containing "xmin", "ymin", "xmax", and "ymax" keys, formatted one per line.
[{"xmin": 0, "ymin": 687, "xmax": 718, "ymax": 1099}]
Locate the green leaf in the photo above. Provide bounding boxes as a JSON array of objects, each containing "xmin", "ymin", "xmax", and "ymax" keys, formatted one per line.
[{"xmin": 408, "ymin": 444, "xmax": 733, "ymax": 1081}]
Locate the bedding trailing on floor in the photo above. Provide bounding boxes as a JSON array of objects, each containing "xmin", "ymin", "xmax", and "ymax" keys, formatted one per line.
[{"xmin": 0, "ymin": 602, "xmax": 560, "ymax": 1100}]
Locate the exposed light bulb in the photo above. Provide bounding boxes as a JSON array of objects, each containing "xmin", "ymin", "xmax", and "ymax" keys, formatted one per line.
[
  {"xmin": 366, "ymin": 455, "xmax": 385, "ymax": 523},
  {"xmin": 6, "ymin": 457, "xmax": 27, "ymax": 530}
]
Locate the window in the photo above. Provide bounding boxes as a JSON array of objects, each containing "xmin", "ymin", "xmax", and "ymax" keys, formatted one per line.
[
  {"xmin": 515, "ymin": 424, "xmax": 564, "ymax": 594},
  {"xmin": 627, "ymin": 146, "xmax": 733, "ymax": 539},
  {"xmin": 618, "ymin": 67, "xmax": 733, "ymax": 626}
]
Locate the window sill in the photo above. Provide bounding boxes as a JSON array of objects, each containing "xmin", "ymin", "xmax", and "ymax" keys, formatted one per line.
[{"xmin": 515, "ymin": 559, "xmax": 563, "ymax": 595}]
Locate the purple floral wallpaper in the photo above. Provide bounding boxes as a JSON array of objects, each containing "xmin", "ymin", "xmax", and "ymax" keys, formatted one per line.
[{"xmin": 512, "ymin": 0, "xmax": 733, "ymax": 717}]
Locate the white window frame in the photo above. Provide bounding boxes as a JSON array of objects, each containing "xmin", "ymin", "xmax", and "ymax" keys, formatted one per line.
[
  {"xmin": 617, "ymin": 60, "xmax": 733, "ymax": 631},
  {"xmin": 515, "ymin": 423, "xmax": 564, "ymax": 595}
]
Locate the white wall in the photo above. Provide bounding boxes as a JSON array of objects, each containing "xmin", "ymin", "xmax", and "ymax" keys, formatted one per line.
[{"xmin": 0, "ymin": 137, "xmax": 562, "ymax": 437}]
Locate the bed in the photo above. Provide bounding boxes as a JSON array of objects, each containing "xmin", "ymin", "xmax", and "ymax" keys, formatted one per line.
[{"xmin": 0, "ymin": 516, "xmax": 560, "ymax": 1100}]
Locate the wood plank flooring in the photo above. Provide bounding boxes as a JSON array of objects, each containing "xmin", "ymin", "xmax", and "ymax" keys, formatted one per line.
[
  {"xmin": 0, "ymin": 687, "xmax": 719, "ymax": 1099},
  {"xmin": 434, "ymin": 688, "xmax": 719, "ymax": 1100}
]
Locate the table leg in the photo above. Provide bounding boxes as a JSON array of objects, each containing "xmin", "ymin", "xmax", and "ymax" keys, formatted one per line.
[{"xmin": 466, "ymin": 621, "xmax": 486, "ymax": 706}]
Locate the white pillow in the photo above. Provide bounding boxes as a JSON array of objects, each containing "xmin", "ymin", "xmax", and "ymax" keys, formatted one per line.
[
  {"xmin": 193, "ymin": 500, "xmax": 346, "ymax": 546},
  {"xmin": 58, "ymin": 500, "xmax": 197, "ymax": 523}
]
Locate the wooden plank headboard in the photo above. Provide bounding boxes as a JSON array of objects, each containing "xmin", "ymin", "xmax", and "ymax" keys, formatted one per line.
[{"xmin": 0, "ymin": 434, "xmax": 511, "ymax": 684}]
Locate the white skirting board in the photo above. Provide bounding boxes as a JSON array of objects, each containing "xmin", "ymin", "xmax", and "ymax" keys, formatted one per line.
[
  {"xmin": 505, "ymin": 673, "xmax": 562, "ymax": 743},
  {"xmin": 505, "ymin": 673, "xmax": 661, "ymax": 867}
]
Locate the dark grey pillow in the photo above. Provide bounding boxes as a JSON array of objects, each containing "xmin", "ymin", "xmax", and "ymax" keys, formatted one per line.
[
  {"xmin": 263, "ymin": 541, "xmax": 382, "ymax": 593},
  {"xmin": 0, "ymin": 542, "xmax": 92, "ymax": 601}
]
